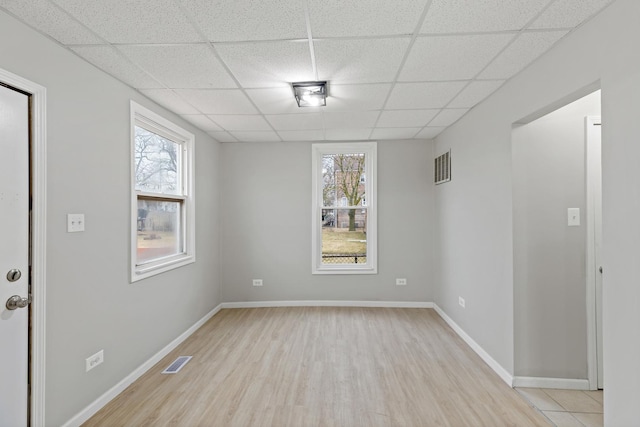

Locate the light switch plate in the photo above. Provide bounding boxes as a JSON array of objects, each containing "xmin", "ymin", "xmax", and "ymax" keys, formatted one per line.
[
  {"xmin": 67, "ymin": 214, "xmax": 85, "ymax": 232},
  {"xmin": 567, "ymin": 208, "xmax": 580, "ymax": 226}
]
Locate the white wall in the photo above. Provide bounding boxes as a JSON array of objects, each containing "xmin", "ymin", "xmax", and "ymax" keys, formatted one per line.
[
  {"xmin": 221, "ymin": 140, "xmax": 435, "ymax": 303},
  {"xmin": 434, "ymin": 0, "xmax": 639, "ymax": 424},
  {"xmin": 0, "ymin": 12, "xmax": 222, "ymax": 426},
  {"xmin": 512, "ymin": 91, "xmax": 600, "ymax": 379}
]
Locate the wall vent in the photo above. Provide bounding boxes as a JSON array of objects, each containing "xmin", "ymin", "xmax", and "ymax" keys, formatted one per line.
[
  {"xmin": 162, "ymin": 356, "xmax": 192, "ymax": 374},
  {"xmin": 434, "ymin": 150, "xmax": 451, "ymax": 185}
]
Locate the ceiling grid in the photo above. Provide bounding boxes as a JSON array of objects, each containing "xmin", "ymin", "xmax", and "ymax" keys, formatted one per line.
[{"xmin": 0, "ymin": 0, "xmax": 616, "ymax": 142}]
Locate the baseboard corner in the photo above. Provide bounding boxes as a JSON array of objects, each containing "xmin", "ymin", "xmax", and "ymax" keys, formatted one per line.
[{"xmin": 432, "ymin": 304, "xmax": 514, "ymax": 387}]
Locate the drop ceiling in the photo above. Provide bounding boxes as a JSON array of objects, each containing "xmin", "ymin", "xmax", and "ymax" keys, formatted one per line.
[{"xmin": 0, "ymin": 0, "xmax": 614, "ymax": 143}]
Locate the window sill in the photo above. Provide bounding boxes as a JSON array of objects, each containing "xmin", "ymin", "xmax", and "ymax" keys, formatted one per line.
[
  {"xmin": 313, "ymin": 265, "xmax": 378, "ymax": 275},
  {"xmin": 131, "ymin": 253, "xmax": 195, "ymax": 282}
]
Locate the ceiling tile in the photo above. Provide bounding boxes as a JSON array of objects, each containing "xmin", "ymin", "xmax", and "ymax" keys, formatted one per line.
[
  {"xmin": 530, "ymin": 0, "xmax": 614, "ymax": 29},
  {"xmin": 421, "ymin": 0, "xmax": 549, "ymax": 33},
  {"xmin": 215, "ymin": 41, "xmax": 313, "ymax": 88},
  {"xmin": 308, "ymin": 0, "xmax": 429, "ymax": 37},
  {"xmin": 429, "ymin": 109, "xmax": 469, "ymax": 127},
  {"xmin": 230, "ymin": 131, "xmax": 281, "ymax": 142},
  {"xmin": 174, "ymin": 89, "xmax": 258, "ymax": 114},
  {"xmin": 117, "ymin": 44, "xmax": 236, "ymax": 89},
  {"xmin": 371, "ymin": 128, "xmax": 421, "ymax": 140},
  {"xmin": 325, "ymin": 84, "xmax": 392, "ymax": 112},
  {"xmin": 323, "ymin": 111, "xmax": 379, "ymax": 129},
  {"xmin": 315, "ymin": 38, "xmax": 410, "ymax": 84},
  {"xmin": 207, "ymin": 115, "xmax": 272, "ymax": 131},
  {"xmin": 400, "ymin": 34, "xmax": 513, "ymax": 81},
  {"xmin": 0, "ymin": 0, "xmax": 104, "ymax": 44},
  {"xmin": 266, "ymin": 113, "xmax": 323, "ymax": 131},
  {"xmin": 180, "ymin": 115, "xmax": 223, "ymax": 131},
  {"xmin": 246, "ymin": 87, "xmax": 321, "ymax": 114},
  {"xmin": 279, "ymin": 130, "xmax": 325, "ymax": 141},
  {"xmin": 139, "ymin": 89, "xmax": 199, "ymax": 114},
  {"xmin": 479, "ymin": 30, "xmax": 568, "ymax": 79},
  {"xmin": 51, "ymin": 0, "xmax": 203, "ymax": 43},
  {"xmin": 386, "ymin": 82, "xmax": 467, "ymax": 109},
  {"xmin": 207, "ymin": 131, "xmax": 237, "ymax": 142},
  {"xmin": 448, "ymin": 80, "xmax": 505, "ymax": 108},
  {"xmin": 377, "ymin": 110, "xmax": 439, "ymax": 127},
  {"xmin": 325, "ymin": 129, "xmax": 372, "ymax": 141},
  {"xmin": 177, "ymin": 0, "xmax": 307, "ymax": 42},
  {"xmin": 71, "ymin": 46, "xmax": 162, "ymax": 89},
  {"xmin": 415, "ymin": 127, "xmax": 446, "ymax": 139}
]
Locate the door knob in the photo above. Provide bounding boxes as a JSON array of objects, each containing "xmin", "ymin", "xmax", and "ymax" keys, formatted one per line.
[{"xmin": 5, "ymin": 295, "xmax": 31, "ymax": 310}]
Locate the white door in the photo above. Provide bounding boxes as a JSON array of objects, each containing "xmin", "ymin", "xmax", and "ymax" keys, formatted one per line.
[
  {"xmin": 0, "ymin": 84, "xmax": 31, "ymax": 426},
  {"xmin": 593, "ymin": 119, "xmax": 603, "ymax": 389},
  {"xmin": 586, "ymin": 116, "xmax": 603, "ymax": 390}
]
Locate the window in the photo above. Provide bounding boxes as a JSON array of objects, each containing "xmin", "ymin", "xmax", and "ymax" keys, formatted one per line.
[
  {"xmin": 130, "ymin": 101, "xmax": 195, "ymax": 281},
  {"xmin": 312, "ymin": 142, "xmax": 377, "ymax": 274}
]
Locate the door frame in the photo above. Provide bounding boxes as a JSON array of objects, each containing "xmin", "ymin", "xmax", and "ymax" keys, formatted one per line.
[
  {"xmin": 0, "ymin": 68, "xmax": 47, "ymax": 425},
  {"xmin": 585, "ymin": 115, "xmax": 602, "ymax": 390}
]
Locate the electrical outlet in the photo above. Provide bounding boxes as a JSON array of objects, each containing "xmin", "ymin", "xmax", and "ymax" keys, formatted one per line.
[
  {"xmin": 459, "ymin": 297, "xmax": 465, "ymax": 308},
  {"xmin": 252, "ymin": 279, "xmax": 263, "ymax": 287},
  {"xmin": 395, "ymin": 278, "xmax": 407, "ymax": 286},
  {"xmin": 86, "ymin": 349, "xmax": 104, "ymax": 372}
]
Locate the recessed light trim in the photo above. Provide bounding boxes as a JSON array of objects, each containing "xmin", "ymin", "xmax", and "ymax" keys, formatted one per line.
[{"xmin": 292, "ymin": 81, "xmax": 327, "ymax": 107}]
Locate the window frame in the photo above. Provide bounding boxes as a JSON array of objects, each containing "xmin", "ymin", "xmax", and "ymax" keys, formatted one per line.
[
  {"xmin": 130, "ymin": 101, "xmax": 195, "ymax": 282},
  {"xmin": 311, "ymin": 141, "xmax": 377, "ymax": 275}
]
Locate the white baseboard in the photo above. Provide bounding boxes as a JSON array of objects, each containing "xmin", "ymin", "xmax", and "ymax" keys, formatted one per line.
[
  {"xmin": 513, "ymin": 376, "xmax": 590, "ymax": 390},
  {"xmin": 220, "ymin": 300, "xmax": 434, "ymax": 309},
  {"xmin": 62, "ymin": 304, "xmax": 223, "ymax": 427},
  {"xmin": 433, "ymin": 304, "xmax": 514, "ymax": 387}
]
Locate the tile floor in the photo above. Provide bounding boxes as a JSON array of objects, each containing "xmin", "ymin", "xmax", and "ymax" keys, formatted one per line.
[{"xmin": 516, "ymin": 388, "xmax": 603, "ymax": 427}]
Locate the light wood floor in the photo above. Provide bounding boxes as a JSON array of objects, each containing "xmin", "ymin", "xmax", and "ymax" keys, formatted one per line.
[{"xmin": 84, "ymin": 307, "xmax": 550, "ymax": 426}]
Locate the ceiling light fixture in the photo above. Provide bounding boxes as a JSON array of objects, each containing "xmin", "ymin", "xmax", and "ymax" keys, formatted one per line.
[{"xmin": 292, "ymin": 81, "xmax": 327, "ymax": 107}]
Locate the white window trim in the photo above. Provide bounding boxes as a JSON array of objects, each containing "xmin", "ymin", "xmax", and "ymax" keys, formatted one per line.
[
  {"xmin": 130, "ymin": 101, "xmax": 195, "ymax": 282},
  {"xmin": 311, "ymin": 141, "xmax": 377, "ymax": 275}
]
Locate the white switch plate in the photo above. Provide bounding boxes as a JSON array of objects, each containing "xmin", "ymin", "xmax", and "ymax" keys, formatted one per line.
[
  {"xmin": 459, "ymin": 297, "xmax": 465, "ymax": 308},
  {"xmin": 67, "ymin": 214, "xmax": 85, "ymax": 232},
  {"xmin": 252, "ymin": 279, "xmax": 263, "ymax": 287},
  {"xmin": 396, "ymin": 278, "xmax": 407, "ymax": 286},
  {"xmin": 86, "ymin": 349, "xmax": 104, "ymax": 372},
  {"xmin": 567, "ymin": 208, "xmax": 580, "ymax": 226}
]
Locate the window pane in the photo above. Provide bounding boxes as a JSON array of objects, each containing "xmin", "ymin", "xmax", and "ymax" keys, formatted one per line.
[
  {"xmin": 321, "ymin": 208, "xmax": 367, "ymax": 265},
  {"xmin": 322, "ymin": 153, "xmax": 365, "ymax": 207},
  {"xmin": 137, "ymin": 199, "xmax": 182, "ymax": 264},
  {"xmin": 134, "ymin": 126, "xmax": 180, "ymax": 195}
]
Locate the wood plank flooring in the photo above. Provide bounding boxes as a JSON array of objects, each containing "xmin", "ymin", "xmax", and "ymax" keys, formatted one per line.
[{"xmin": 83, "ymin": 307, "xmax": 550, "ymax": 426}]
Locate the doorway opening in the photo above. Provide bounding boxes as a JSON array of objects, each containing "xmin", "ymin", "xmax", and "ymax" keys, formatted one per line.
[{"xmin": 512, "ymin": 88, "xmax": 602, "ymax": 391}]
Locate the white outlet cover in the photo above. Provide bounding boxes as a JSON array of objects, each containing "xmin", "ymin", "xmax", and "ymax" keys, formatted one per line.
[
  {"xmin": 85, "ymin": 349, "xmax": 104, "ymax": 372},
  {"xmin": 252, "ymin": 279, "xmax": 263, "ymax": 287},
  {"xmin": 396, "ymin": 278, "xmax": 407, "ymax": 286},
  {"xmin": 567, "ymin": 208, "xmax": 580, "ymax": 226},
  {"xmin": 67, "ymin": 213, "xmax": 85, "ymax": 232}
]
